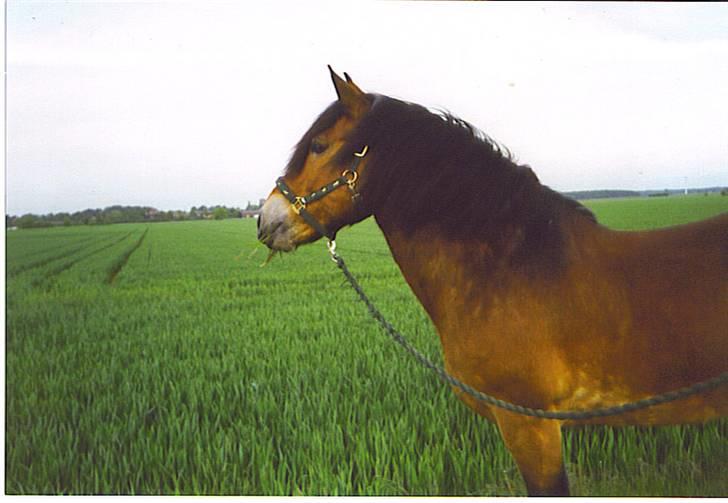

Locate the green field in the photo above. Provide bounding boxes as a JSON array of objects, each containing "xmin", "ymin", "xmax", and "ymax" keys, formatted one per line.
[{"xmin": 5, "ymin": 194, "xmax": 728, "ymax": 495}]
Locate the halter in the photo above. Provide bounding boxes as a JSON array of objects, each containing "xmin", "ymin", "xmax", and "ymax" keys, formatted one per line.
[{"xmin": 275, "ymin": 145, "xmax": 369, "ymax": 240}]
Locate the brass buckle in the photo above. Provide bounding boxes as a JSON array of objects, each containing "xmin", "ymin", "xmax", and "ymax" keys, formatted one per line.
[{"xmin": 292, "ymin": 197, "xmax": 307, "ymax": 215}]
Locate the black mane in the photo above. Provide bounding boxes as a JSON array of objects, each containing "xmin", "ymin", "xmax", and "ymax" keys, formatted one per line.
[{"xmin": 338, "ymin": 95, "xmax": 597, "ymax": 271}]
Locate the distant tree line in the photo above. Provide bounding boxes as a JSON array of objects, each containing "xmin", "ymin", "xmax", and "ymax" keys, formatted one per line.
[
  {"xmin": 7, "ymin": 201, "xmax": 264, "ymax": 229},
  {"xmin": 564, "ymin": 187, "xmax": 727, "ymax": 200},
  {"xmin": 563, "ymin": 190, "xmax": 641, "ymax": 200}
]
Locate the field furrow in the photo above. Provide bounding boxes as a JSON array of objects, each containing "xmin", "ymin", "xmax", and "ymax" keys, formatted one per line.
[
  {"xmin": 7, "ymin": 233, "xmax": 99, "ymax": 266},
  {"xmin": 9, "ymin": 234, "xmax": 113, "ymax": 277},
  {"xmin": 107, "ymin": 228, "xmax": 149, "ymax": 284},
  {"xmin": 31, "ymin": 231, "xmax": 137, "ymax": 287}
]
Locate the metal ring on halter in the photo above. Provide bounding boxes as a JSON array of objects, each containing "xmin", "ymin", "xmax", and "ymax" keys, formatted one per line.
[{"xmin": 341, "ymin": 170, "xmax": 358, "ymax": 184}]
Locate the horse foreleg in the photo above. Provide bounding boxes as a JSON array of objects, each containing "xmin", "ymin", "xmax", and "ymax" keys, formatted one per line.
[{"xmin": 493, "ymin": 410, "xmax": 569, "ymax": 496}]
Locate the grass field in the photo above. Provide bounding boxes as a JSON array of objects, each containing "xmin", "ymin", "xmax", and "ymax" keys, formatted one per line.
[{"xmin": 5, "ymin": 194, "xmax": 728, "ymax": 495}]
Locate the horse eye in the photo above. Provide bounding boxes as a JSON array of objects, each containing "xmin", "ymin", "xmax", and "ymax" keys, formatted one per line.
[{"xmin": 310, "ymin": 141, "xmax": 328, "ymax": 154}]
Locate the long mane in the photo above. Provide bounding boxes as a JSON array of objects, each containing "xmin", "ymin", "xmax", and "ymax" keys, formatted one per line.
[{"xmin": 336, "ymin": 95, "xmax": 597, "ymax": 271}]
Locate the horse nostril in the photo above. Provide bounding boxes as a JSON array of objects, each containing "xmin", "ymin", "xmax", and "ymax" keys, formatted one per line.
[{"xmin": 257, "ymin": 215, "xmax": 282, "ymax": 243}]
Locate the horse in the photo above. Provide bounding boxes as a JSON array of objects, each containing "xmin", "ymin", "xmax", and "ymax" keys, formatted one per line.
[{"xmin": 257, "ymin": 67, "xmax": 728, "ymax": 496}]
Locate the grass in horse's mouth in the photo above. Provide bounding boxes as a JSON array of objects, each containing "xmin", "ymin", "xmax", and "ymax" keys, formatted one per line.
[
  {"xmin": 259, "ymin": 247, "xmax": 290, "ymax": 267},
  {"xmin": 234, "ymin": 240, "xmax": 281, "ymax": 267},
  {"xmin": 261, "ymin": 248, "xmax": 277, "ymax": 267}
]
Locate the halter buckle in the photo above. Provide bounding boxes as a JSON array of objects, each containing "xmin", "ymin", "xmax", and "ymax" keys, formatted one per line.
[
  {"xmin": 354, "ymin": 145, "xmax": 369, "ymax": 158},
  {"xmin": 292, "ymin": 197, "xmax": 307, "ymax": 215}
]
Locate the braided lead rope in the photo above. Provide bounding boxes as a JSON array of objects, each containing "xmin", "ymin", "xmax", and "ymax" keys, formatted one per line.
[{"xmin": 327, "ymin": 244, "xmax": 728, "ymax": 421}]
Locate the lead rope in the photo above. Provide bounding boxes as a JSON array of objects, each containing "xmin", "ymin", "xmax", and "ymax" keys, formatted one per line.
[{"xmin": 326, "ymin": 240, "xmax": 728, "ymax": 421}]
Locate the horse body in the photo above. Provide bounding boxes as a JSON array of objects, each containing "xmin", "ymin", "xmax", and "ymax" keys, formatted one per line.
[
  {"xmin": 377, "ymin": 210, "xmax": 728, "ymax": 428},
  {"xmin": 258, "ymin": 67, "xmax": 727, "ymax": 495},
  {"xmin": 375, "ymin": 203, "xmax": 726, "ymax": 494}
]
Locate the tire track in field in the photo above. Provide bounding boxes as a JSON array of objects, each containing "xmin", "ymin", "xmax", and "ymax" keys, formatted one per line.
[
  {"xmin": 9, "ymin": 235, "xmax": 109, "ymax": 277},
  {"xmin": 107, "ymin": 228, "xmax": 149, "ymax": 285},
  {"xmin": 32, "ymin": 231, "xmax": 136, "ymax": 287}
]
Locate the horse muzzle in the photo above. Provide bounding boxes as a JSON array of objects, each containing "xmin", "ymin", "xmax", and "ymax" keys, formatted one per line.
[{"xmin": 257, "ymin": 194, "xmax": 298, "ymax": 251}]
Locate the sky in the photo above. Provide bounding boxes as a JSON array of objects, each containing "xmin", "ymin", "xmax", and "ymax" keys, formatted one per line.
[{"xmin": 5, "ymin": 1, "xmax": 728, "ymax": 216}]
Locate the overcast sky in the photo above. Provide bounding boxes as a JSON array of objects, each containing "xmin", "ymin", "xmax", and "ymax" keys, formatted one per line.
[{"xmin": 6, "ymin": 1, "xmax": 728, "ymax": 216}]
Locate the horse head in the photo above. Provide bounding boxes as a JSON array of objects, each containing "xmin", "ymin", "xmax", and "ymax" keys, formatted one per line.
[{"xmin": 258, "ymin": 67, "xmax": 373, "ymax": 251}]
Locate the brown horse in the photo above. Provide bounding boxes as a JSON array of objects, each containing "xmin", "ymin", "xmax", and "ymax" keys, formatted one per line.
[{"xmin": 258, "ymin": 68, "xmax": 728, "ymax": 496}]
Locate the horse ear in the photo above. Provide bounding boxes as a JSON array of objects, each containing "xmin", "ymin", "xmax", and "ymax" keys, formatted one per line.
[
  {"xmin": 342, "ymin": 71, "xmax": 364, "ymax": 95},
  {"xmin": 328, "ymin": 65, "xmax": 367, "ymax": 116}
]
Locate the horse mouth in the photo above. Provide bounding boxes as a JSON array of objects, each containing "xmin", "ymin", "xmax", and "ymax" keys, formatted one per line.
[
  {"xmin": 258, "ymin": 192, "xmax": 328, "ymax": 253},
  {"xmin": 258, "ymin": 223, "xmax": 298, "ymax": 253}
]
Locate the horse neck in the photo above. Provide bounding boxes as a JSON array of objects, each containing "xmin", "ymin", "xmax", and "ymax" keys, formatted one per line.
[
  {"xmin": 372, "ymin": 212, "xmax": 502, "ymax": 329},
  {"xmin": 371, "ymin": 200, "xmax": 596, "ymax": 333}
]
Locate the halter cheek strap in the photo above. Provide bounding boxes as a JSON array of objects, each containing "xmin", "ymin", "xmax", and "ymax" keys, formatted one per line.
[{"xmin": 275, "ymin": 146, "xmax": 369, "ymax": 240}]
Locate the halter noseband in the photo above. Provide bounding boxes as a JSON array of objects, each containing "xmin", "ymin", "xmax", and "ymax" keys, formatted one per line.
[{"xmin": 275, "ymin": 145, "xmax": 369, "ymax": 240}]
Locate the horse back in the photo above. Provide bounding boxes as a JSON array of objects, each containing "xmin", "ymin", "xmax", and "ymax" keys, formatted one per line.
[{"xmin": 608, "ymin": 212, "xmax": 727, "ymax": 360}]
